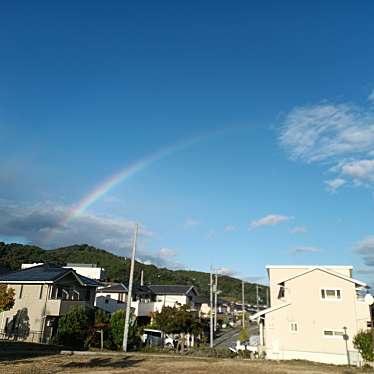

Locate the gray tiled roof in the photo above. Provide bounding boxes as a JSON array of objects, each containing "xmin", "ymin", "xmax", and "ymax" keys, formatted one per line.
[
  {"xmin": 148, "ymin": 285, "xmax": 196, "ymax": 295},
  {"xmin": 0, "ymin": 263, "xmax": 99, "ymax": 287},
  {"xmin": 97, "ymin": 283, "xmax": 128, "ymax": 293}
]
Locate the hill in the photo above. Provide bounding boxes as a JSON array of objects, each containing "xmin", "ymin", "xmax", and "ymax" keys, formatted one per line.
[{"xmin": 0, "ymin": 242, "xmax": 268, "ymax": 303}]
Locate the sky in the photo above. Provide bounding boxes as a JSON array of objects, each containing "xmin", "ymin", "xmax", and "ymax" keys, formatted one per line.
[{"xmin": 1, "ymin": 1, "xmax": 374, "ymax": 285}]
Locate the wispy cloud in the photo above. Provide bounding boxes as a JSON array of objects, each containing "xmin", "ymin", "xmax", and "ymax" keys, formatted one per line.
[
  {"xmin": 280, "ymin": 95, "xmax": 374, "ymax": 190},
  {"xmin": 216, "ymin": 266, "xmax": 236, "ymax": 276},
  {"xmin": 289, "ymin": 246, "xmax": 321, "ymax": 255},
  {"xmin": 158, "ymin": 247, "xmax": 177, "ymax": 258},
  {"xmin": 250, "ymin": 214, "xmax": 292, "ymax": 229},
  {"xmin": 325, "ymin": 178, "xmax": 346, "ymax": 192},
  {"xmin": 184, "ymin": 218, "xmax": 200, "ymax": 229},
  {"xmin": 224, "ymin": 225, "xmax": 237, "ymax": 232},
  {"xmin": 290, "ymin": 226, "xmax": 307, "ymax": 234},
  {"xmin": 369, "ymin": 90, "xmax": 374, "ymax": 104}
]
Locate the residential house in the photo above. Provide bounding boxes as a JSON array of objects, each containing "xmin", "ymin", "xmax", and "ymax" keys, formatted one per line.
[
  {"xmin": 250, "ymin": 265, "xmax": 371, "ymax": 365},
  {"xmin": 22, "ymin": 263, "xmax": 107, "ymax": 281},
  {"xmin": 95, "ymin": 283, "xmax": 198, "ymax": 320},
  {"xmin": 0, "ymin": 263, "xmax": 98, "ymax": 343}
]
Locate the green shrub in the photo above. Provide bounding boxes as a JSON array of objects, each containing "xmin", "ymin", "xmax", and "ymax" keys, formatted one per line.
[
  {"xmin": 55, "ymin": 306, "xmax": 92, "ymax": 349},
  {"xmin": 353, "ymin": 330, "xmax": 374, "ymax": 362}
]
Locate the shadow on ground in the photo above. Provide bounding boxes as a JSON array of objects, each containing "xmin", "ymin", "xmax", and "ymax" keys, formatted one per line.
[
  {"xmin": 0, "ymin": 341, "xmax": 61, "ymax": 362},
  {"xmin": 62, "ymin": 357, "xmax": 144, "ymax": 369}
]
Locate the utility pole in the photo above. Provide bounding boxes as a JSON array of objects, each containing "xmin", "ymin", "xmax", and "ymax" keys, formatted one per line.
[
  {"xmin": 140, "ymin": 270, "xmax": 144, "ymax": 286},
  {"xmin": 214, "ymin": 272, "xmax": 218, "ymax": 332},
  {"xmin": 210, "ymin": 270, "xmax": 214, "ymax": 347},
  {"xmin": 256, "ymin": 284, "xmax": 259, "ymax": 312},
  {"xmin": 123, "ymin": 224, "xmax": 138, "ymax": 352},
  {"xmin": 242, "ymin": 280, "xmax": 245, "ymax": 329},
  {"xmin": 266, "ymin": 287, "xmax": 269, "ymax": 307}
]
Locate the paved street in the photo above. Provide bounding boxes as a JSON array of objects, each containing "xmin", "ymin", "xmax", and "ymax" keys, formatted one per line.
[{"xmin": 214, "ymin": 324, "xmax": 259, "ymax": 349}]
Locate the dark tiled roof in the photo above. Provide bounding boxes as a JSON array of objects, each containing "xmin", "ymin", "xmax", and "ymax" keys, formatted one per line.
[
  {"xmin": 133, "ymin": 285, "xmax": 153, "ymax": 295},
  {"xmin": 0, "ymin": 263, "xmax": 70, "ymax": 282},
  {"xmin": 0, "ymin": 267, "xmax": 12, "ymax": 276},
  {"xmin": 148, "ymin": 285, "xmax": 197, "ymax": 295},
  {"xmin": 0, "ymin": 263, "xmax": 99, "ymax": 287},
  {"xmin": 97, "ymin": 283, "xmax": 128, "ymax": 293}
]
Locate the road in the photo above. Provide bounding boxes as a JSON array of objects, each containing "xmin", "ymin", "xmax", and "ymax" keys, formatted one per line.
[{"xmin": 214, "ymin": 324, "xmax": 259, "ymax": 348}]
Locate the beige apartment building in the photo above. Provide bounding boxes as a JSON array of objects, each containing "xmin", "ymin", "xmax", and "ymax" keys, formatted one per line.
[
  {"xmin": 250, "ymin": 265, "xmax": 371, "ymax": 365},
  {"xmin": 0, "ymin": 264, "xmax": 98, "ymax": 343}
]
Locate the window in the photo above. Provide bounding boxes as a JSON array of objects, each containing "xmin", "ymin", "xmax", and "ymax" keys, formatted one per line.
[
  {"xmin": 39, "ymin": 285, "xmax": 43, "ymax": 299},
  {"xmin": 290, "ymin": 322, "xmax": 298, "ymax": 333},
  {"xmin": 19, "ymin": 285, "xmax": 23, "ymax": 299},
  {"xmin": 105, "ymin": 295, "xmax": 111, "ymax": 304},
  {"xmin": 321, "ymin": 289, "xmax": 341, "ymax": 300},
  {"xmin": 323, "ymin": 329, "xmax": 344, "ymax": 338}
]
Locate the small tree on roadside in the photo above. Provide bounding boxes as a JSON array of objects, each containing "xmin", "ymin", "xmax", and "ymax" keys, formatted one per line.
[
  {"xmin": 0, "ymin": 285, "xmax": 15, "ymax": 312},
  {"xmin": 151, "ymin": 305, "xmax": 203, "ymax": 352},
  {"xmin": 55, "ymin": 306, "xmax": 92, "ymax": 349},
  {"xmin": 110, "ymin": 309, "xmax": 140, "ymax": 350},
  {"xmin": 353, "ymin": 330, "xmax": 374, "ymax": 362}
]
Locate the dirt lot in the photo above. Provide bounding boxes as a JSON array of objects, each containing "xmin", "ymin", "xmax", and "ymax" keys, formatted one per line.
[{"xmin": 0, "ymin": 353, "xmax": 371, "ymax": 374}]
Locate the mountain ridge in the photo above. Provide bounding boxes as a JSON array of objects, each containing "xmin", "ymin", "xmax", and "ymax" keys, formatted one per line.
[{"xmin": 0, "ymin": 242, "xmax": 268, "ymax": 303}]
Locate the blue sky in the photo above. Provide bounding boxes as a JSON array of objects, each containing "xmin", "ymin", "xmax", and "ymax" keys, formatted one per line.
[{"xmin": 1, "ymin": 1, "xmax": 374, "ymax": 284}]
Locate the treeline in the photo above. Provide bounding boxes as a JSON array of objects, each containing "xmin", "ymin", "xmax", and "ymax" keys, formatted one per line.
[{"xmin": 0, "ymin": 242, "xmax": 267, "ymax": 303}]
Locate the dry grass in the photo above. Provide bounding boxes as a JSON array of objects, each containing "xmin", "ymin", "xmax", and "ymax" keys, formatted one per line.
[{"xmin": 0, "ymin": 353, "xmax": 370, "ymax": 374}]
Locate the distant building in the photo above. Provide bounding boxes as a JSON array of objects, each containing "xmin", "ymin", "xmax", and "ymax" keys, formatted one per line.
[
  {"xmin": 250, "ymin": 265, "xmax": 371, "ymax": 365},
  {"xmin": 0, "ymin": 263, "xmax": 99, "ymax": 343},
  {"xmin": 95, "ymin": 283, "xmax": 198, "ymax": 320}
]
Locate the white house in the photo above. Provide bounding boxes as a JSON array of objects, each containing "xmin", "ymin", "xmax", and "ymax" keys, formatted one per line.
[{"xmin": 250, "ymin": 265, "xmax": 371, "ymax": 365}]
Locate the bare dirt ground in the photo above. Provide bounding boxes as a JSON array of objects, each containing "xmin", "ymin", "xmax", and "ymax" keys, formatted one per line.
[{"xmin": 0, "ymin": 353, "xmax": 371, "ymax": 374}]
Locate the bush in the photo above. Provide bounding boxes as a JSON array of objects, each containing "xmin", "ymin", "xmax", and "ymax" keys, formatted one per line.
[
  {"xmin": 55, "ymin": 306, "xmax": 92, "ymax": 349},
  {"xmin": 353, "ymin": 330, "xmax": 374, "ymax": 362}
]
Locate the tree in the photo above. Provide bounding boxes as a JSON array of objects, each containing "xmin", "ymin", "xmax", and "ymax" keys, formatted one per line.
[
  {"xmin": 0, "ymin": 284, "xmax": 15, "ymax": 312},
  {"xmin": 55, "ymin": 306, "xmax": 92, "ymax": 349},
  {"xmin": 353, "ymin": 330, "xmax": 374, "ymax": 362},
  {"xmin": 151, "ymin": 306, "xmax": 203, "ymax": 352},
  {"xmin": 110, "ymin": 309, "xmax": 140, "ymax": 350}
]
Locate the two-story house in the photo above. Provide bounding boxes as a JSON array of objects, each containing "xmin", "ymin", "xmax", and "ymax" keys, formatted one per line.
[
  {"xmin": 95, "ymin": 283, "xmax": 198, "ymax": 321},
  {"xmin": 0, "ymin": 263, "xmax": 98, "ymax": 343},
  {"xmin": 250, "ymin": 265, "xmax": 371, "ymax": 365}
]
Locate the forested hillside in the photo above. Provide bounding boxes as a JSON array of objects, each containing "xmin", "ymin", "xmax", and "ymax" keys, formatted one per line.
[{"xmin": 0, "ymin": 242, "xmax": 267, "ymax": 303}]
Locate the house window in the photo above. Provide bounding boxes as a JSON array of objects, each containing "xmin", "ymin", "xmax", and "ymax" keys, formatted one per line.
[
  {"xmin": 321, "ymin": 289, "xmax": 341, "ymax": 300},
  {"xmin": 105, "ymin": 295, "xmax": 111, "ymax": 304},
  {"xmin": 117, "ymin": 293, "xmax": 124, "ymax": 303},
  {"xmin": 19, "ymin": 285, "xmax": 24, "ymax": 299},
  {"xmin": 290, "ymin": 322, "xmax": 298, "ymax": 333},
  {"xmin": 323, "ymin": 329, "xmax": 344, "ymax": 338},
  {"xmin": 39, "ymin": 285, "xmax": 43, "ymax": 299}
]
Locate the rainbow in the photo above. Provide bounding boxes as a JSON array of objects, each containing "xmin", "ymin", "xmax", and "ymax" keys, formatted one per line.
[{"xmin": 46, "ymin": 130, "xmax": 225, "ymax": 242}]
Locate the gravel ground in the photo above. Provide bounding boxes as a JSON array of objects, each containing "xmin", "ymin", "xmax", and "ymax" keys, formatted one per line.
[{"xmin": 0, "ymin": 353, "xmax": 370, "ymax": 374}]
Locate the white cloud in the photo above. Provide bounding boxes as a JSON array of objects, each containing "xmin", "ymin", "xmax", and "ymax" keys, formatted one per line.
[
  {"xmin": 289, "ymin": 246, "xmax": 321, "ymax": 254},
  {"xmin": 280, "ymin": 98, "xmax": 374, "ymax": 189},
  {"xmin": 224, "ymin": 225, "xmax": 237, "ymax": 232},
  {"xmin": 290, "ymin": 226, "xmax": 307, "ymax": 234},
  {"xmin": 341, "ymin": 159, "xmax": 374, "ymax": 182},
  {"xmin": 216, "ymin": 267, "xmax": 236, "ymax": 276},
  {"xmin": 325, "ymin": 178, "xmax": 346, "ymax": 192},
  {"xmin": 250, "ymin": 214, "xmax": 291, "ymax": 229},
  {"xmin": 184, "ymin": 218, "xmax": 200, "ymax": 229}
]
